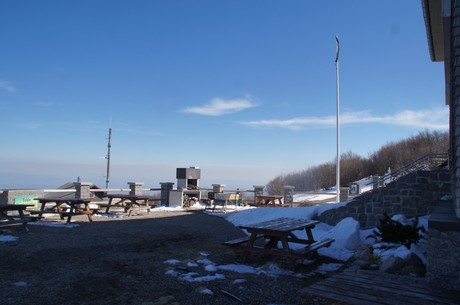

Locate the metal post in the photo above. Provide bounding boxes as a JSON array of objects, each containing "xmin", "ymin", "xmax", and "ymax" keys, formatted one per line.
[{"xmin": 335, "ymin": 35, "xmax": 341, "ymax": 203}]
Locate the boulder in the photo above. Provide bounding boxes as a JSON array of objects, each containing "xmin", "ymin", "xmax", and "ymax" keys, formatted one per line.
[
  {"xmin": 400, "ymin": 253, "xmax": 426, "ymax": 276},
  {"xmin": 379, "ymin": 256, "xmax": 406, "ymax": 273}
]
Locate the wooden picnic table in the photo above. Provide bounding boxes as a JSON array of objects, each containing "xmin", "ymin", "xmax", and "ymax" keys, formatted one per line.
[
  {"xmin": 0, "ymin": 204, "xmax": 33, "ymax": 232},
  {"xmin": 34, "ymin": 198, "xmax": 94, "ymax": 225},
  {"xmin": 105, "ymin": 194, "xmax": 154, "ymax": 216},
  {"xmin": 224, "ymin": 217, "xmax": 334, "ymax": 263},
  {"xmin": 256, "ymin": 195, "xmax": 284, "ymax": 206}
]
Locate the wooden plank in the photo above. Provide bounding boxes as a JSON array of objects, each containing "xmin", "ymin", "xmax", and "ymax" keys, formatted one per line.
[
  {"xmin": 230, "ymin": 243, "xmax": 325, "ymax": 260},
  {"xmin": 29, "ymin": 210, "xmax": 60, "ymax": 214},
  {"xmin": 240, "ymin": 217, "xmax": 318, "ymax": 233},
  {"xmin": 333, "ymin": 271, "xmax": 417, "ymax": 288},
  {"xmin": 299, "ymin": 285, "xmax": 387, "ymax": 305},
  {"xmin": 300, "ymin": 268, "xmax": 460, "ymax": 305},
  {"xmin": 339, "ymin": 268, "xmax": 456, "ymax": 296},
  {"xmin": 315, "ymin": 278, "xmax": 438, "ymax": 305},
  {"xmin": 294, "ymin": 239, "xmax": 334, "ymax": 255},
  {"xmin": 23, "ymin": 215, "xmax": 43, "ymax": 221},
  {"xmin": 0, "ymin": 204, "xmax": 30, "ymax": 211},
  {"xmin": 333, "ymin": 271, "xmax": 428, "ymax": 293},
  {"xmin": 331, "ymin": 271, "xmax": 460, "ymax": 303},
  {"xmin": 223, "ymin": 236, "xmax": 251, "ymax": 246},
  {"xmin": 0, "ymin": 220, "xmax": 26, "ymax": 227},
  {"xmin": 304, "ymin": 280, "xmax": 418, "ymax": 305}
]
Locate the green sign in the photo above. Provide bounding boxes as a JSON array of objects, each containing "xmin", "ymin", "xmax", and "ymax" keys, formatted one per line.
[{"xmin": 14, "ymin": 195, "xmax": 38, "ymax": 207}]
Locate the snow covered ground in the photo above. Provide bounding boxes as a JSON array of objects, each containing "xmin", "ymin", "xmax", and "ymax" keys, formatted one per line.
[
  {"xmin": 211, "ymin": 202, "xmax": 427, "ymax": 263},
  {"xmin": 161, "ymin": 202, "xmax": 429, "ymax": 286},
  {"xmin": 0, "ymin": 200, "xmax": 429, "ymax": 286}
]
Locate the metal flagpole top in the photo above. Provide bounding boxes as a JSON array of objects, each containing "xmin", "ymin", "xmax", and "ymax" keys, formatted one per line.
[{"xmin": 335, "ymin": 35, "xmax": 340, "ymax": 63}]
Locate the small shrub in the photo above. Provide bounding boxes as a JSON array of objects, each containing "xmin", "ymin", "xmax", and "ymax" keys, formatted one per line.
[
  {"xmin": 373, "ymin": 213, "xmax": 425, "ymax": 249},
  {"xmin": 367, "ymin": 250, "xmax": 382, "ymax": 265}
]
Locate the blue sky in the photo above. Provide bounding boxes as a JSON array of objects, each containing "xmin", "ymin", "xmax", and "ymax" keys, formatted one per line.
[{"xmin": 0, "ymin": 1, "xmax": 447, "ymax": 190}]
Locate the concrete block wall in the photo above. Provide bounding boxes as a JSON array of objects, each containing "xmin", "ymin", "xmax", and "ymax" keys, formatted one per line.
[
  {"xmin": 0, "ymin": 189, "xmax": 44, "ymax": 205},
  {"xmin": 128, "ymin": 182, "xmax": 143, "ymax": 196},
  {"xmin": 74, "ymin": 182, "xmax": 92, "ymax": 199},
  {"xmin": 317, "ymin": 170, "xmax": 452, "ymax": 228},
  {"xmin": 283, "ymin": 185, "xmax": 294, "ymax": 206}
]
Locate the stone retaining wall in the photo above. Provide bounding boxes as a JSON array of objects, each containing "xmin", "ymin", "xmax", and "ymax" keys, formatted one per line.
[{"xmin": 317, "ymin": 170, "xmax": 452, "ymax": 229}]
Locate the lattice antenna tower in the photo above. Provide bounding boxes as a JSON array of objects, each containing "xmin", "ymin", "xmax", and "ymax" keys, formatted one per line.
[{"xmin": 105, "ymin": 127, "xmax": 112, "ymax": 189}]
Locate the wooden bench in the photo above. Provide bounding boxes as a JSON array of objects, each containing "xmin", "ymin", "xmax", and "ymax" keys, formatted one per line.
[
  {"xmin": 0, "ymin": 204, "xmax": 32, "ymax": 232},
  {"xmin": 29, "ymin": 209, "xmax": 68, "ymax": 220},
  {"xmin": 223, "ymin": 235, "xmax": 265, "ymax": 246},
  {"xmin": 255, "ymin": 195, "xmax": 283, "ymax": 206},
  {"xmin": 105, "ymin": 194, "xmax": 153, "ymax": 215},
  {"xmin": 223, "ymin": 236, "xmax": 251, "ymax": 246},
  {"xmin": 224, "ymin": 236, "xmax": 335, "ymax": 260},
  {"xmin": 29, "ymin": 210, "xmax": 61, "ymax": 215},
  {"xmin": 227, "ymin": 194, "xmax": 245, "ymax": 206},
  {"xmin": 206, "ymin": 193, "xmax": 243, "ymax": 212},
  {"xmin": 29, "ymin": 208, "xmax": 98, "ymax": 220},
  {"xmin": 23, "ymin": 215, "xmax": 43, "ymax": 222},
  {"xmin": 292, "ymin": 238, "xmax": 335, "ymax": 257},
  {"xmin": 224, "ymin": 217, "xmax": 334, "ymax": 263},
  {"xmin": 61, "ymin": 209, "xmax": 95, "ymax": 217},
  {"xmin": 35, "ymin": 198, "xmax": 93, "ymax": 224}
]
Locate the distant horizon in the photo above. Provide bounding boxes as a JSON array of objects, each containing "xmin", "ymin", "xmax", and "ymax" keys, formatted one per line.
[
  {"xmin": 0, "ymin": 169, "xmax": 268, "ymax": 192},
  {"xmin": 1, "ymin": 129, "xmax": 449, "ymax": 192}
]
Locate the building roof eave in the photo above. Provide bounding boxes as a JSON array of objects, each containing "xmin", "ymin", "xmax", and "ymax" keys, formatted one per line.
[{"xmin": 422, "ymin": 0, "xmax": 445, "ymax": 62}]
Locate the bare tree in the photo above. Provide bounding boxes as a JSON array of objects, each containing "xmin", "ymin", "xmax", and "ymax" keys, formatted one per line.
[{"xmin": 266, "ymin": 131, "xmax": 448, "ymax": 192}]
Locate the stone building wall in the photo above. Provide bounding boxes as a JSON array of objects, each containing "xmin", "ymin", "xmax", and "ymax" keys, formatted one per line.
[
  {"xmin": 426, "ymin": 198, "xmax": 460, "ymax": 292},
  {"xmin": 452, "ymin": 0, "xmax": 460, "ymax": 219},
  {"xmin": 427, "ymin": 226, "xmax": 460, "ymax": 291},
  {"xmin": 317, "ymin": 169, "xmax": 452, "ymax": 229}
]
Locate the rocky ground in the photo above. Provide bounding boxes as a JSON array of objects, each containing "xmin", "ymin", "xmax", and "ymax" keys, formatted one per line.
[{"xmin": 0, "ymin": 210, "xmax": 348, "ymax": 305}]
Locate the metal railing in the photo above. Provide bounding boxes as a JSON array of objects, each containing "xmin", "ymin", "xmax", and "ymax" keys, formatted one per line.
[{"xmin": 369, "ymin": 152, "xmax": 448, "ymax": 187}]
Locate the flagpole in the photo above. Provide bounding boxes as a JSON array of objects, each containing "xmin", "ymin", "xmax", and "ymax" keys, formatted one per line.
[{"xmin": 335, "ymin": 35, "xmax": 340, "ymax": 203}]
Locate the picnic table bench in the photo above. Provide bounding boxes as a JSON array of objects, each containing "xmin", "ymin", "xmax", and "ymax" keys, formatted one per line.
[
  {"xmin": 32, "ymin": 198, "xmax": 94, "ymax": 224},
  {"xmin": 104, "ymin": 194, "xmax": 156, "ymax": 216},
  {"xmin": 0, "ymin": 204, "xmax": 33, "ymax": 232},
  {"xmin": 255, "ymin": 195, "xmax": 285, "ymax": 206},
  {"xmin": 224, "ymin": 217, "xmax": 334, "ymax": 263},
  {"xmin": 205, "ymin": 192, "xmax": 245, "ymax": 212}
]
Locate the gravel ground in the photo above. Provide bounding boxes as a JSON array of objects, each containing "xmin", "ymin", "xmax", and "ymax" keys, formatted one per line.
[{"xmin": 0, "ymin": 210, "xmax": 348, "ymax": 305}]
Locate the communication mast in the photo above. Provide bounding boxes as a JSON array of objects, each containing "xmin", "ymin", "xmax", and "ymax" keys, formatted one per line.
[{"xmin": 105, "ymin": 128, "xmax": 112, "ymax": 189}]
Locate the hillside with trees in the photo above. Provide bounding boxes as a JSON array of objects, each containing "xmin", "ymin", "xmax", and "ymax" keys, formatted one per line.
[{"xmin": 266, "ymin": 130, "xmax": 448, "ymax": 194}]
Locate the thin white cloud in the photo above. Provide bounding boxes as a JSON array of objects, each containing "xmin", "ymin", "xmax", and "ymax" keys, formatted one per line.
[
  {"xmin": 18, "ymin": 122, "xmax": 41, "ymax": 129},
  {"xmin": 240, "ymin": 107, "xmax": 448, "ymax": 130},
  {"xmin": 34, "ymin": 101, "xmax": 54, "ymax": 107},
  {"xmin": 0, "ymin": 80, "xmax": 16, "ymax": 93},
  {"xmin": 182, "ymin": 96, "xmax": 257, "ymax": 116},
  {"xmin": 116, "ymin": 127, "xmax": 163, "ymax": 137}
]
